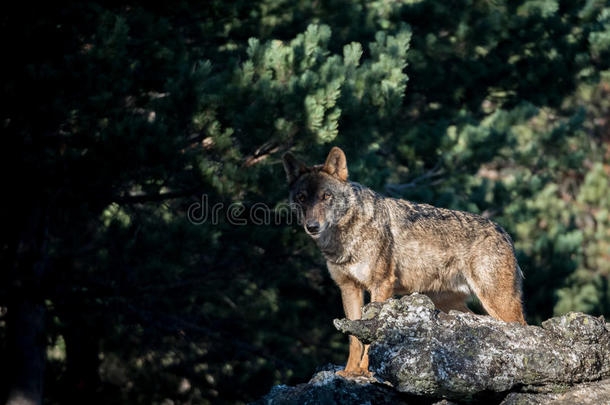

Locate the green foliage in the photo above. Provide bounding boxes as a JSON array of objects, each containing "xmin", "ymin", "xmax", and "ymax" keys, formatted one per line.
[{"xmin": 2, "ymin": 1, "xmax": 610, "ymax": 404}]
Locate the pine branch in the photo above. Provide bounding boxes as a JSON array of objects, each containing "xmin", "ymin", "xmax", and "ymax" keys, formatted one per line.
[{"xmin": 112, "ymin": 189, "xmax": 200, "ymax": 204}]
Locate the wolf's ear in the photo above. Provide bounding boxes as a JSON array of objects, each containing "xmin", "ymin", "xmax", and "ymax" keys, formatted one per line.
[
  {"xmin": 282, "ymin": 152, "xmax": 307, "ymax": 183},
  {"xmin": 322, "ymin": 147, "xmax": 348, "ymax": 181}
]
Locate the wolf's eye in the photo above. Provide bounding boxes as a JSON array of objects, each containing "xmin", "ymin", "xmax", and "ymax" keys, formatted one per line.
[
  {"xmin": 297, "ymin": 194, "xmax": 306, "ymax": 203},
  {"xmin": 322, "ymin": 192, "xmax": 332, "ymax": 200}
]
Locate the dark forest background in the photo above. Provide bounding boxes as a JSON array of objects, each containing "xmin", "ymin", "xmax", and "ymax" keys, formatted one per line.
[{"xmin": 1, "ymin": 1, "xmax": 610, "ymax": 404}]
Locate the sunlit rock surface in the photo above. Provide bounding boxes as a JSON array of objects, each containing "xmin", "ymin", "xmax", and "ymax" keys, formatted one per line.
[{"xmin": 255, "ymin": 293, "xmax": 610, "ymax": 404}]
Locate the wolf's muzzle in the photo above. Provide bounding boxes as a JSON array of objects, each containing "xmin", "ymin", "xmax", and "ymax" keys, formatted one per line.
[{"xmin": 305, "ymin": 221, "xmax": 321, "ymax": 234}]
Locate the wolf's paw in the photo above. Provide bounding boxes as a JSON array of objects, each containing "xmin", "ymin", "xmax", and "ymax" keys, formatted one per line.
[{"xmin": 335, "ymin": 367, "xmax": 373, "ymax": 379}]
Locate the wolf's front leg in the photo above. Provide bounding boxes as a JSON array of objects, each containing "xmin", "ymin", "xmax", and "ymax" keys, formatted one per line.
[
  {"xmin": 357, "ymin": 280, "xmax": 394, "ymax": 372},
  {"xmin": 335, "ymin": 282, "xmax": 370, "ymax": 377}
]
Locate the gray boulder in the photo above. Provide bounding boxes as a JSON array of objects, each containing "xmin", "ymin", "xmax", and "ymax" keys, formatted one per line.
[
  {"xmin": 255, "ymin": 293, "xmax": 610, "ymax": 404},
  {"xmin": 335, "ymin": 294, "xmax": 610, "ymax": 400},
  {"xmin": 251, "ymin": 365, "xmax": 416, "ymax": 405},
  {"xmin": 334, "ymin": 293, "xmax": 610, "ymax": 401},
  {"xmin": 500, "ymin": 378, "xmax": 610, "ymax": 404}
]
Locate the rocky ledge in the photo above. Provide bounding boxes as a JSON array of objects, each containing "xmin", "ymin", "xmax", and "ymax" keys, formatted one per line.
[{"xmin": 254, "ymin": 294, "xmax": 610, "ymax": 404}]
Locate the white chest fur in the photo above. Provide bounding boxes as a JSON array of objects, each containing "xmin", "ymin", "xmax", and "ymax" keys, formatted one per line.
[{"xmin": 346, "ymin": 261, "xmax": 370, "ymax": 284}]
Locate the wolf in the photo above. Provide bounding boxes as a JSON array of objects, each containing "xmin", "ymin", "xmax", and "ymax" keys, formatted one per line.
[{"xmin": 282, "ymin": 146, "xmax": 526, "ymax": 377}]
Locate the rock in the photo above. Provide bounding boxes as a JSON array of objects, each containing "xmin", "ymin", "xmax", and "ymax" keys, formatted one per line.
[
  {"xmin": 255, "ymin": 293, "xmax": 610, "ymax": 404},
  {"xmin": 500, "ymin": 378, "xmax": 610, "ymax": 404},
  {"xmin": 541, "ymin": 378, "xmax": 610, "ymax": 404},
  {"xmin": 499, "ymin": 392, "xmax": 560, "ymax": 405},
  {"xmin": 250, "ymin": 365, "xmax": 414, "ymax": 405},
  {"xmin": 334, "ymin": 294, "xmax": 610, "ymax": 401}
]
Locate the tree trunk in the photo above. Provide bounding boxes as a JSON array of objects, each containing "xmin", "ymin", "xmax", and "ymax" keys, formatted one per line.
[
  {"xmin": 5, "ymin": 301, "xmax": 45, "ymax": 405},
  {"xmin": 62, "ymin": 312, "xmax": 101, "ymax": 404},
  {"xmin": 5, "ymin": 204, "xmax": 48, "ymax": 405}
]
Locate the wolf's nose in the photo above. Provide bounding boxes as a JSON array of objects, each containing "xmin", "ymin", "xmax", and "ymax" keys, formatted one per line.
[{"xmin": 306, "ymin": 222, "xmax": 320, "ymax": 234}]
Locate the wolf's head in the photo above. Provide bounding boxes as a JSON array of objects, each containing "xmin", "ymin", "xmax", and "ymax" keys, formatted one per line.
[{"xmin": 282, "ymin": 147, "xmax": 352, "ymax": 238}]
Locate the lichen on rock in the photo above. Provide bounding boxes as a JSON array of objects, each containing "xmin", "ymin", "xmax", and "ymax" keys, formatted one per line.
[
  {"xmin": 255, "ymin": 293, "xmax": 610, "ymax": 404},
  {"xmin": 335, "ymin": 293, "xmax": 610, "ymax": 401},
  {"xmin": 251, "ymin": 365, "xmax": 413, "ymax": 405}
]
